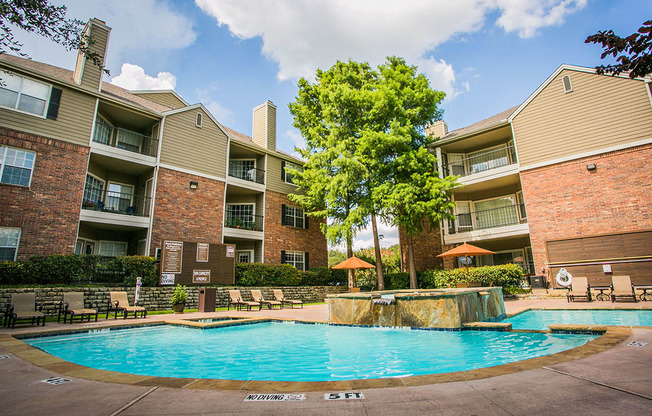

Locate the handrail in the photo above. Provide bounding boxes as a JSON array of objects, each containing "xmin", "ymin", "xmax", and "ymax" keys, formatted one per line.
[
  {"xmin": 447, "ymin": 203, "xmax": 526, "ymax": 234},
  {"xmin": 224, "ymin": 209, "xmax": 264, "ymax": 231},
  {"xmin": 81, "ymin": 186, "xmax": 152, "ymax": 217},
  {"xmin": 228, "ymin": 161, "xmax": 265, "ymax": 185},
  {"xmin": 444, "ymin": 145, "xmax": 517, "ymax": 177},
  {"xmin": 92, "ymin": 121, "xmax": 159, "ymax": 157}
]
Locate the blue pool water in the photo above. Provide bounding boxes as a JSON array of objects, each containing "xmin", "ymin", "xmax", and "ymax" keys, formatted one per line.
[
  {"xmin": 24, "ymin": 322, "xmax": 596, "ymax": 381},
  {"xmin": 503, "ymin": 309, "xmax": 652, "ymax": 330}
]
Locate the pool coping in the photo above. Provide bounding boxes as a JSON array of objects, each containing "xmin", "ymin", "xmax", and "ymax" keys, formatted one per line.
[{"xmin": 0, "ymin": 316, "xmax": 635, "ymax": 392}]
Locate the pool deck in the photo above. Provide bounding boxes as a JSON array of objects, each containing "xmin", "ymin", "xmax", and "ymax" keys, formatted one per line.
[{"xmin": 1, "ymin": 299, "xmax": 651, "ymax": 415}]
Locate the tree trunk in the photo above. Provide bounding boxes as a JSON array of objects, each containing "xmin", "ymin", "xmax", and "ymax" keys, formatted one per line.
[
  {"xmin": 371, "ymin": 212, "xmax": 384, "ymax": 290},
  {"xmin": 347, "ymin": 234, "xmax": 355, "ymax": 288},
  {"xmin": 407, "ymin": 234, "xmax": 417, "ymax": 289}
]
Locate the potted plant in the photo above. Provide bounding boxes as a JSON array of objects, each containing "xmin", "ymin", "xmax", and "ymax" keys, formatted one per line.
[{"xmin": 171, "ymin": 284, "xmax": 188, "ymax": 313}]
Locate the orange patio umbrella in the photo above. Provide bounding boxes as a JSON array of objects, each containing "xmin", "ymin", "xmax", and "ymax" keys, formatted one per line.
[
  {"xmin": 437, "ymin": 242, "xmax": 496, "ymax": 279},
  {"xmin": 332, "ymin": 256, "xmax": 375, "ymax": 289}
]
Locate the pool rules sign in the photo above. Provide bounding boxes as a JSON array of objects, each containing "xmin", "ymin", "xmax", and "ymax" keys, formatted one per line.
[{"xmin": 160, "ymin": 240, "xmax": 235, "ymax": 286}]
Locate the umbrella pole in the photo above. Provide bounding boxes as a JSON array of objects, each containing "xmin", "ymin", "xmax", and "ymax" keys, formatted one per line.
[{"xmin": 465, "ymin": 257, "xmax": 469, "ymax": 284}]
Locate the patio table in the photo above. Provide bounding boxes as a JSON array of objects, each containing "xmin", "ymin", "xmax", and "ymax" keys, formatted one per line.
[
  {"xmin": 591, "ymin": 286, "xmax": 611, "ymax": 301},
  {"xmin": 634, "ymin": 285, "xmax": 652, "ymax": 301}
]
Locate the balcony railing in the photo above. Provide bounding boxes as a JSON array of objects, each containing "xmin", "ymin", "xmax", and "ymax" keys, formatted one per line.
[
  {"xmin": 444, "ymin": 145, "xmax": 517, "ymax": 177},
  {"xmin": 224, "ymin": 210, "xmax": 264, "ymax": 231},
  {"xmin": 228, "ymin": 161, "xmax": 265, "ymax": 185},
  {"xmin": 447, "ymin": 203, "xmax": 527, "ymax": 234},
  {"xmin": 92, "ymin": 121, "xmax": 158, "ymax": 157},
  {"xmin": 81, "ymin": 187, "xmax": 152, "ymax": 217}
]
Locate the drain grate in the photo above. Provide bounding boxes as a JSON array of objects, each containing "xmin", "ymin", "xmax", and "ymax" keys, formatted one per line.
[
  {"xmin": 627, "ymin": 341, "xmax": 647, "ymax": 347},
  {"xmin": 0, "ymin": 354, "xmax": 10, "ymax": 360},
  {"xmin": 42, "ymin": 377, "xmax": 71, "ymax": 385}
]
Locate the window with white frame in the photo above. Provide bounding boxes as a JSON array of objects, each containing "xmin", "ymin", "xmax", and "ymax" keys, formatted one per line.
[
  {"xmin": 283, "ymin": 205, "xmax": 304, "ymax": 228},
  {"xmin": 83, "ymin": 174, "xmax": 104, "ymax": 205},
  {"xmin": 105, "ymin": 183, "xmax": 134, "ymax": 212},
  {"xmin": 99, "ymin": 241, "xmax": 127, "ymax": 257},
  {"xmin": 283, "ymin": 250, "xmax": 305, "ymax": 271},
  {"xmin": 282, "ymin": 161, "xmax": 302, "ymax": 184},
  {"xmin": 226, "ymin": 204, "xmax": 255, "ymax": 228},
  {"xmin": 0, "ymin": 72, "xmax": 50, "ymax": 116},
  {"xmin": 196, "ymin": 113, "xmax": 203, "ymax": 127},
  {"xmin": 0, "ymin": 227, "xmax": 21, "ymax": 261},
  {"xmin": 0, "ymin": 146, "xmax": 36, "ymax": 187},
  {"xmin": 236, "ymin": 250, "xmax": 253, "ymax": 263}
]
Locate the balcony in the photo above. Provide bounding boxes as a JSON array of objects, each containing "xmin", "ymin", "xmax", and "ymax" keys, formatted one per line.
[
  {"xmin": 228, "ymin": 161, "xmax": 265, "ymax": 185},
  {"xmin": 92, "ymin": 121, "xmax": 158, "ymax": 157},
  {"xmin": 444, "ymin": 145, "xmax": 517, "ymax": 178},
  {"xmin": 224, "ymin": 210, "xmax": 264, "ymax": 232},
  {"xmin": 448, "ymin": 203, "xmax": 527, "ymax": 234},
  {"xmin": 81, "ymin": 187, "xmax": 151, "ymax": 218}
]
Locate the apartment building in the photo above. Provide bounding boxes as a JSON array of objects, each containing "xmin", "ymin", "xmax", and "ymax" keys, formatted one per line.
[
  {"xmin": 0, "ymin": 18, "xmax": 327, "ymax": 270},
  {"xmin": 407, "ymin": 65, "xmax": 652, "ymax": 286}
]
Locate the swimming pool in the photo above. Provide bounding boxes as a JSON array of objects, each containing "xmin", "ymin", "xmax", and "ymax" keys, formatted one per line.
[
  {"xmin": 24, "ymin": 322, "xmax": 596, "ymax": 381},
  {"xmin": 503, "ymin": 309, "xmax": 652, "ymax": 330}
]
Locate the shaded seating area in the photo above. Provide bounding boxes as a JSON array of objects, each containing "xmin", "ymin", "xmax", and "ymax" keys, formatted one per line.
[
  {"xmin": 250, "ymin": 289, "xmax": 282, "ymax": 310},
  {"xmin": 566, "ymin": 277, "xmax": 591, "ymax": 302},
  {"xmin": 58, "ymin": 292, "xmax": 98, "ymax": 324},
  {"xmin": 227, "ymin": 290, "xmax": 261, "ymax": 311},
  {"xmin": 3, "ymin": 293, "xmax": 46, "ymax": 328},
  {"xmin": 273, "ymin": 289, "xmax": 303, "ymax": 309},
  {"xmin": 611, "ymin": 275, "xmax": 637, "ymax": 303},
  {"xmin": 106, "ymin": 291, "xmax": 147, "ymax": 319}
]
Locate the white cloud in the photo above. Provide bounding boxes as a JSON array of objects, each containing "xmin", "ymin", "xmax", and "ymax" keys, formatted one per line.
[
  {"xmin": 196, "ymin": 0, "xmax": 586, "ymax": 98},
  {"xmin": 111, "ymin": 64, "xmax": 176, "ymax": 90}
]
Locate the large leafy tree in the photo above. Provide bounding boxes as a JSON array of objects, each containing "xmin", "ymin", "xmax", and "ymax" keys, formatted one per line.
[
  {"xmin": 585, "ymin": 20, "xmax": 652, "ymax": 79},
  {"xmin": 1, "ymin": 0, "xmax": 107, "ymax": 74}
]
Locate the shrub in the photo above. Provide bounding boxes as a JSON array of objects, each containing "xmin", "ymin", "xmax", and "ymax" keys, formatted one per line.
[
  {"xmin": 116, "ymin": 256, "xmax": 159, "ymax": 287},
  {"xmin": 384, "ymin": 272, "xmax": 410, "ymax": 290},
  {"xmin": 419, "ymin": 264, "xmax": 524, "ymax": 289},
  {"xmin": 235, "ymin": 263, "xmax": 301, "ymax": 286},
  {"xmin": 171, "ymin": 284, "xmax": 188, "ymax": 305}
]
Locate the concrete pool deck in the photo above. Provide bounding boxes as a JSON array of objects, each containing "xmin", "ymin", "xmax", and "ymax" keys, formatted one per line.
[{"xmin": 1, "ymin": 299, "xmax": 651, "ymax": 415}]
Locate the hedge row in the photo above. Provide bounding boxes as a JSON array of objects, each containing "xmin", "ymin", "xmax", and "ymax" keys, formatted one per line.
[
  {"xmin": 235, "ymin": 263, "xmax": 347, "ymax": 286},
  {"xmin": 0, "ymin": 255, "xmax": 158, "ymax": 286}
]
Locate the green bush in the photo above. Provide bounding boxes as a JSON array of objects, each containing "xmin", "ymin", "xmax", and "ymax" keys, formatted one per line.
[
  {"xmin": 419, "ymin": 264, "xmax": 524, "ymax": 289},
  {"xmin": 116, "ymin": 256, "xmax": 159, "ymax": 287},
  {"xmin": 384, "ymin": 272, "xmax": 410, "ymax": 290},
  {"xmin": 302, "ymin": 267, "xmax": 347, "ymax": 286},
  {"xmin": 235, "ymin": 263, "xmax": 301, "ymax": 286},
  {"xmin": 171, "ymin": 284, "xmax": 188, "ymax": 305}
]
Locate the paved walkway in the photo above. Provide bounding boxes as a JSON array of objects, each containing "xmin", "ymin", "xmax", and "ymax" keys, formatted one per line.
[{"xmin": 1, "ymin": 299, "xmax": 651, "ymax": 415}]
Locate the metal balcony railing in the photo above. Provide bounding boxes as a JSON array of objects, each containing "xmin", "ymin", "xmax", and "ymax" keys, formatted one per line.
[
  {"xmin": 92, "ymin": 121, "xmax": 159, "ymax": 157},
  {"xmin": 228, "ymin": 161, "xmax": 265, "ymax": 185},
  {"xmin": 444, "ymin": 145, "xmax": 517, "ymax": 177},
  {"xmin": 224, "ymin": 210, "xmax": 264, "ymax": 231},
  {"xmin": 81, "ymin": 187, "xmax": 152, "ymax": 217},
  {"xmin": 447, "ymin": 203, "xmax": 527, "ymax": 234}
]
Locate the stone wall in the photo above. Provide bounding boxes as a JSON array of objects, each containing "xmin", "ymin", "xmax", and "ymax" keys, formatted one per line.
[{"xmin": 0, "ymin": 286, "xmax": 348, "ymax": 317}]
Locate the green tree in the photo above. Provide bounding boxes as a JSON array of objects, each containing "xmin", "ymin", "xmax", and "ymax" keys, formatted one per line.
[
  {"xmin": 1, "ymin": 0, "xmax": 108, "ymax": 75},
  {"xmin": 585, "ymin": 20, "xmax": 652, "ymax": 79}
]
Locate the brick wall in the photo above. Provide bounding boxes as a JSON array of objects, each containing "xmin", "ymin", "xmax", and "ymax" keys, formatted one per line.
[
  {"xmin": 149, "ymin": 167, "xmax": 226, "ymax": 254},
  {"xmin": 263, "ymin": 190, "xmax": 327, "ymax": 268},
  {"xmin": 520, "ymin": 143, "xmax": 652, "ymax": 277},
  {"xmin": 398, "ymin": 223, "xmax": 445, "ymax": 272},
  {"xmin": 0, "ymin": 285, "xmax": 348, "ymax": 316},
  {"xmin": 0, "ymin": 128, "xmax": 88, "ymax": 259}
]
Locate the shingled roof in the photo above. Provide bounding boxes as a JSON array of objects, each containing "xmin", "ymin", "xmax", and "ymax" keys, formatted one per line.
[{"xmin": 442, "ymin": 105, "xmax": 519, "ymax": 141}]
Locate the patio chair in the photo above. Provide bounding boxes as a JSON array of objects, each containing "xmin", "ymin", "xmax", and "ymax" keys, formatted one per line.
[
  {"xmin": 58, "ymin": 292, "xmax": 98, "ymax": 324},
  {"xmin": 566, "ymin": 277, "xmax": 591, "ymax": 302},
  {"xmin": 106, "ymin": 291, "xmax": 147, "ymax": 319},
  {"xmin": 228, "ymin": 290, "xmax": 261, "ymax": 311},
  {"xmin": 611, "ymin": 275, "xmax": 637, "ymax": 303},
  {"xmin": 455, "ymin": 282, "xmax": 468, "ymax": 288},
  {"xmin": 250, "ymin": 289, "xmax": 282, "ymax": 310},
  {"xmin": 272, "ymin": 289, "xmax": 303, "ymax": 309},
  {"xmin": 4, "ymin": 293, "xmax": 46, "ymax": 328}
]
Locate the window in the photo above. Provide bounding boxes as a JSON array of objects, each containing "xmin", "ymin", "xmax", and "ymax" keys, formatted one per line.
[
  {"xmin": 83, "ymin": 174, "xmax": 105, "ymax": 205},
  {"xmin": 0, "ymin": 147, "xmax": 36, "ymax": 187},
  {"xmin": 0, "ymin": 227, "xmax": 21, "ymax": 261},
  {"xmin": 0, "ymin": 72, "xmax": 51, "ymax": 116},
  {"xmin": 75, "ymin": 239, "xmax": 95, "ymax": 255},
  {"xmin": 99, "ymin": 241, "xmax": 127, "ymax": 257},
  {"xmin": 195, "ymin": 113, "xmax": 203, "ymax": 127},
  {"xmin": 226, "ymin": 204, "xmax": 255, "ymax": 228},
  {"xmin": 282, "ymin": 161, "xmax": 302, "ymax": 184},
  {"xmin": 282, "ymin": 205, "xmax": 306, "ymax": 228},
  {"xmin": 236, "ymin": 250, "xmax": 253, "ymax": 263},
  {"xmin": 562, "ymin": 75, "xmax": 573, "ymax": 93},
  {"xmin": 282, "ymin": 250, "xmax": 307, "ymax": 271}
]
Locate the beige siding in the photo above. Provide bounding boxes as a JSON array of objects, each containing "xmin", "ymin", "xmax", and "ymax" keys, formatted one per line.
[
  {"xmin": 252, "ymin": 106, "xmax": 266, "ymax": 149},
  {"xmin": 267, "ymin": 104, "xmax": 276, "ymax": 150},
  {"xmin": 160, "ymin": 108, "xmax": 228, "ymax": 177},
  {"xmin": 513, "ymin": 69, "xmax": 652, "ymax": 167},
  {"xmin": 0, "ymin": 82, "xmax": 96, "ymax": 146},
  {"xmin": 266, "ymin": 154, "xmax": 302, "ymax": 195},
  {"xmin": 131, "ymin": 92, "xmax": 184, "ymax": 109},
  {"xmin": 78, "ymin": 22, "xmax": 108, "ymax": 91}
]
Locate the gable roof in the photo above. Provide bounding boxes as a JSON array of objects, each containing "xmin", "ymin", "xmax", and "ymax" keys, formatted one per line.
[{"xmin": 440, "ymin": 106, "xmax": 519, "ymax": 142}]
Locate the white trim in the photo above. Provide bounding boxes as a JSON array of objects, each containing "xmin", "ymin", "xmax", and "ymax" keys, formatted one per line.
[
  {"xmin": 195, "ymin": 112, "xmax": 202, "ymax": 128},
  {"xmin": 284, "ymin": 250, "xmax": 306, "ymax": 271},
  {"xmin": 0, "ymin": 226, "xmax": 21, "ymax": 261},
  {"xmin": 158, "ymin": 163, "xmax": 226, "ymax": 183},
  {"xmin": 236, "ymin": 249, "xmax": 255, "ymax": 263},
  {"xmin": 0, "ymin": 145, "xmax": 37, "ymax": 188},
  {"xmin": 519, "ymin": 137, "xmax": 652, "ymax": 171},
  {"xmin": 88, "ymin": 99, "xmax": 100, "ymax": 146},
  {"xmin": 137, "ymin": 238, "xmax": 147, "ymax": 256},
  {"xmin": 562, "ymin": 75, "xmax": 573, "ymax": 93},
  {"xmin": 0, "ymin": 72, "xmax": 52, "ymax": 119}
]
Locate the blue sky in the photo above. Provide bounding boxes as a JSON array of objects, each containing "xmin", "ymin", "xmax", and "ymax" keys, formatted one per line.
[{"xmin": 13, "ymin": 0, "xmax": 651, "ymax": 250}]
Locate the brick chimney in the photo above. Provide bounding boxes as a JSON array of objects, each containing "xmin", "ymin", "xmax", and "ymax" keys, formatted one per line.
[
  {"xmin": 73, "ymin": 18, "xmax": 111, "ymax": 91},
  {"xmin": 427, "ymin": 120, "xmax": 448, "ymax": 139},
  {"xmin": 252, "ymin": 101, "xmax": 277, "ymax": 150}
]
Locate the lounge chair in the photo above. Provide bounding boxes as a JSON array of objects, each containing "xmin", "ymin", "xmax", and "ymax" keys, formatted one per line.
[
  {"xmin": 58, "ymin": 292, "xmax": 98, "ymax": 324},
  {"xmin": 566, "ymin": 277, "xmax": 591, "ymax": 302},
  {"xmin": 250, "ymin": 289, "xmax": 282, "ymax": 310},
  {"xmin": 106, "ymin": 291, "xmax": 147, "ymax": 319},
  {"xmin": 4, "ymin": 293, "xmax": 45, "ymax": 328},
  {"xmin": 273, "ymin": 289, "xmax": 303, "ymax": 309},
  {"xmin": 455, "ymin": 282, "xmax": 468, "ymax": 288},
  {"xmin": 228, "ymin": 290, "xmax": 261, "ymax": 311},
  {"xmin": 611, "ymin": 275, "xmax": 637, "ymax": 303}
]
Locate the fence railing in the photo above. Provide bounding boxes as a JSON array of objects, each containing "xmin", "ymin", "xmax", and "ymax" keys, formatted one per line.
[
  {"xmin": 224, "ymin": 210, "xmax": 264, "ymax": 231},
  {"xmin": 92, "ymin": 121, "xmax": 159, "ymax": 157},
  {"xmin": 228, "ymin": 161, "xmax": 265, "ymax": 185},
  {"xmin": 81, "ymin": 187, "xmax": 152, "ymax": 217},
  {"xmin": 444, "ymin": 145, "xmax": 517, "ymax": 177},
  {"xmin": 447, "ymin": 203, "xmax": 527, "ymax": 234}
]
